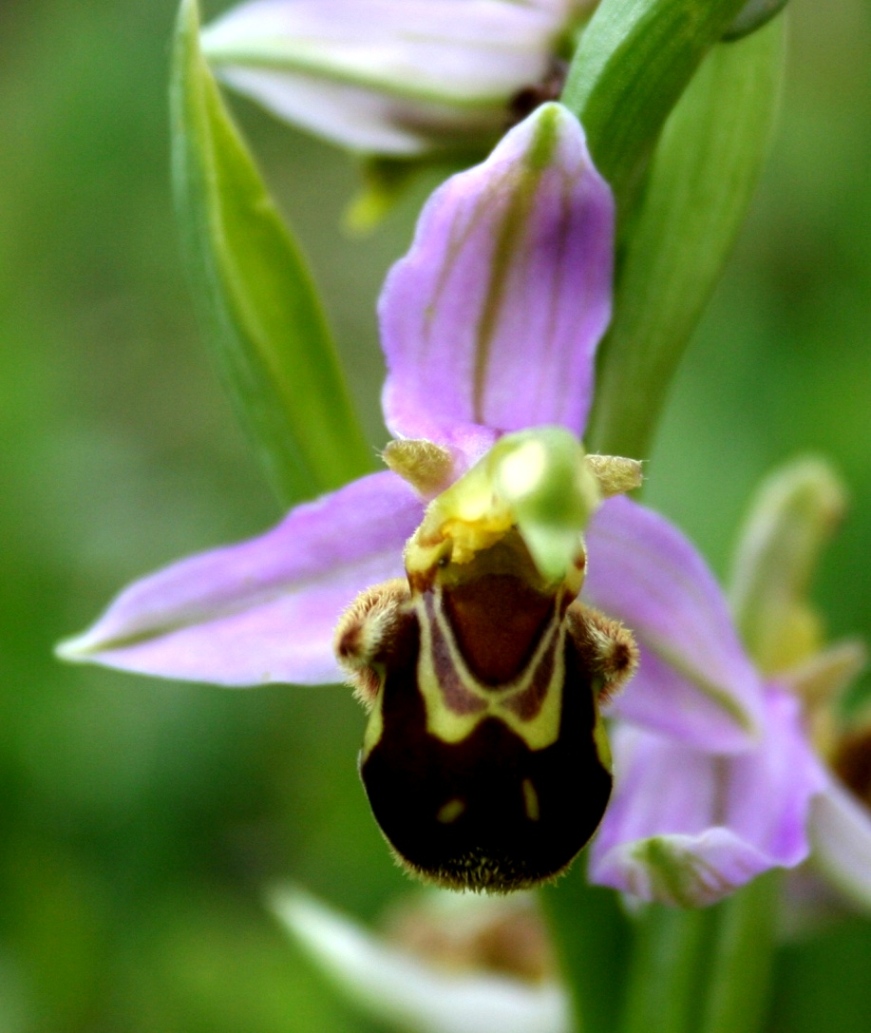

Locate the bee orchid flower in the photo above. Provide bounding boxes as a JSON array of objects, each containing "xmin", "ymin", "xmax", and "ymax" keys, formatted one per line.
[{"xmin": 59, "ymin": 103, "xmax": 812, "ymax": 901}]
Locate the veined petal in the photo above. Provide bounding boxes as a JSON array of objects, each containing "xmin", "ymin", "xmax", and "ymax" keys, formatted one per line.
[
  {"xmin": 272, "ymin": 888, "xmax": 570, "ymax": 1033},
  {"xmin": 202, "ymin": 0, "xmax": 578, "ymax": 155},
  {"xmin": 380, "ymin": 102, "xmax": 614, "ymax": 443},
  {"xmin": 590, "ymin": 689, "xmax": 825, "ymax": 907},
  {"xmin": 57, "ymin": 472, "xmax": 421, "ymax": 686},
  {"xmin": 808, "ymin": 778, "xmax": 871, "ymax": 914},
  {"xmin": 584, "ymin": 496, "xmax": 765, "ymax": 751}
]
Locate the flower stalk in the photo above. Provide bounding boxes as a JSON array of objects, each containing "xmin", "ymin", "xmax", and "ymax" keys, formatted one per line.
[{"xmin": 617, "ymin": 874, "xmax": 778, "ymax": 1033}]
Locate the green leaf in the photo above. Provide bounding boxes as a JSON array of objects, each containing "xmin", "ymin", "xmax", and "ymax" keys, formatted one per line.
[
  {"xmin": 586, "ymin": 17, "xmax": 786, "ymax": 459},
  {"xmin": 170, "ymin": 0, "xmax": 373, "ymax": 507},
  {"xmin": 562, "ymin": 0, "xmax": 749, "ymax": 204}
]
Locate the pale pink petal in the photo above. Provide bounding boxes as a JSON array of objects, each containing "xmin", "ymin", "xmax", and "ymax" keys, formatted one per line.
[
  {"xmin": 273, "ymin": 888, "xmax": 570, "ymax": 1033},
  {"xmin": 215, "ymin": 68, "xmax": 494, "ymax": 156},
  {"xmin": 590, "ymin": 688, "xmax": 825, "ymax": 907},
  {"xmin": 808, "ymin": 778, "xmax": 871, "ymax": 913},
  {"xmin": 57, "ymin": 473, "xmax": 422, "ymax": 686},
  {"xmin": 202, "ymin": 0, "xmax": 577, "ymax": 154}
]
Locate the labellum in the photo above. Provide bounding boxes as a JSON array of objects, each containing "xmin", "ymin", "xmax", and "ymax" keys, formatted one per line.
[{"xmin": 336, "ymin": 514, "xmax": 637, "ymax": 892}]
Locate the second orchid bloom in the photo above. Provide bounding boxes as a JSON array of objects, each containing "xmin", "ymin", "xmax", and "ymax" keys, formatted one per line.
[{"xmin": 200, "ymin": 0, "xmax": 591, "ymax": 155}]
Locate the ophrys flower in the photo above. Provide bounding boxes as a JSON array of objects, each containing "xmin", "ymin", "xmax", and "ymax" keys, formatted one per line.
[{"xmin": 60, "ymin": 103, "xmax": 772, "ymax": 892}]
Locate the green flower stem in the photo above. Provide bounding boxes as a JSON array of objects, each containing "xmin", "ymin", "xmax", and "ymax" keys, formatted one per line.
[
  {"xmin": 543, "ymin": 836, "xmax": 780, "ymax": 1033},
  {"xmin": 619, "ymin": 904, "xmax": 715, "ymax": 1033},
  {"xmin": 698, "ymin": 872, "xmax": 780, "ymax": 1033},
  {"xmin": 618, "ymin": 874, "xmax": 779, "ymax": 1033},
  {"xmin": 540, "ymin": 868, "xmax": 632, "ymax": 1033},
  {"xmin": 547, "ymin": 10, "xmax": 786, "ymax": 1030}
]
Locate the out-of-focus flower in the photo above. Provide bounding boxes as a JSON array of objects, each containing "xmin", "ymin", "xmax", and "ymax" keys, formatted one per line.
[
  {"xmin": 730, "ymin": 458, "xmax": 871, "ymax": 915},
  {"xmin": 59, "ymin": 103, "xmax": 795, "ymax": 897},
  {"xmin": 590, "ymin": 458, "xmax": 870, "ymax": 909},
  {"xmin": 200, "ymin": 0, "xmax": 591, "ymax": 155},
  {"xmin": 198, "ymin": 0, "xmax": 788, "ymax": 159},
  {"xmin": 272, "ymin": 886, "xmax": 571, "ymax": 1033}
]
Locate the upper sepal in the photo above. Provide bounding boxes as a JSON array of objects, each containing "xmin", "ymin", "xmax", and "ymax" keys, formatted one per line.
[{"xmin": 379, "ymin": 102, "xmax": 614, "ymax": 449}]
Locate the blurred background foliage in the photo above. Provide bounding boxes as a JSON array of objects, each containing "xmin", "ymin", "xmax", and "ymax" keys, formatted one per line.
[{"xmin": 1, "ymin": 0, "xmax": 870, "ymax": 1030}]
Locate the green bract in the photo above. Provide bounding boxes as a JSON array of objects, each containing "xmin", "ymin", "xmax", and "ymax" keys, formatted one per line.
[
  {"xmin": 562, "ymin": 0, "xmax": 750, "ymax": 203},
  {"xmin": 171, "ymin": 0, "xmax": 372, "ymax": 506}
]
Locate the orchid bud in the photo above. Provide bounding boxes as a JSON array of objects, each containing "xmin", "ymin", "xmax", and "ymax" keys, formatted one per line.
[{"xmin": 200, "ymin": 0, "xmax": 590, "ymax": 156}]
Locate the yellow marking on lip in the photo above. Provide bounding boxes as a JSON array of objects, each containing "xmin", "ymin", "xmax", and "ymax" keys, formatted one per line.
[
  {"xmin": 360, "ymin": 694, "xmax": 384, "ymax": 763},
  {"xmin": 522, "ymin": 779, "xmax": 540, "ymax": 821},
  {"xmin": 436, "ymin": 798, "xmax": 466, "ymax": 824},
  {"xmin": 414, "ymin": 593, "xmax": 565, "ymax": 750}
]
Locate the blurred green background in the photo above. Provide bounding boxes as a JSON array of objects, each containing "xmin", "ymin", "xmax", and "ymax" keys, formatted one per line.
[{"xmin": 1, "ymin": 0, "xmax": 871, "ymax": 1030}]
